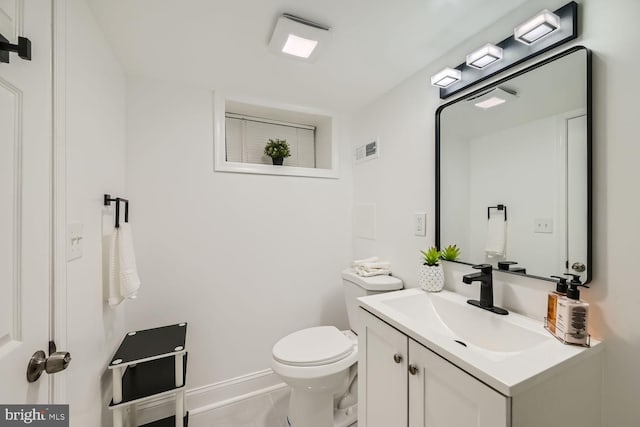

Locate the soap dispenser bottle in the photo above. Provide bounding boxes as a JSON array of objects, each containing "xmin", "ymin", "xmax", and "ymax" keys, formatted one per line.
[
  {"xmin": 555, "ymin": 274, "xmax": 590, "ymax": 345},
  {"xmin": 547, "ymin": 275, "xmax": 568, "ymax": 334}
]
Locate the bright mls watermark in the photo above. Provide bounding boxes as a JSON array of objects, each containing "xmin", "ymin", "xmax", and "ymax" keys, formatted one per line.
[{"xmin": 0, "ymin": 405, "xmax": 68, "ymax": 426}]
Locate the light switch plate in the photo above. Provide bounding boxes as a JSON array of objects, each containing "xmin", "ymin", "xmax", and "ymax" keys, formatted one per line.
[
  {"xmin": 67, "ymin": 223, "xmax": 83, "ymax": 261},
  {"xmin": 414, "ymin": 212, "xmax": 427, "ymax": 236}
]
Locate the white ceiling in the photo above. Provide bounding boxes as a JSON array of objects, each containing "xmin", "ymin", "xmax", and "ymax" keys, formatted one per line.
[{"xmin": 86, "ymin": 0, "xmax": 529, "ymax": 112}]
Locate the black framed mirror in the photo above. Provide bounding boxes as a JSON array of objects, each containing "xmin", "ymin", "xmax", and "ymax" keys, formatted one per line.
[{"xmin": 436, "ymin": 46, "xmax": 592, "ymax": 284}]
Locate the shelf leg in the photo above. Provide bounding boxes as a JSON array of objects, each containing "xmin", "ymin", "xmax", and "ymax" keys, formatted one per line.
[
  {"xmin": 113, "ymin": 407, "xmax": 123, "ymax": 427},
  {"xmin": 175, "ymin": 390, "xmax": 185, "ymax": 427},
  {"xmin": 130, "ymin": 403, "xmax": 138, "ymax": 427},
  {"xmin": 175, "ymin": 353, "xmax": 184, "ymax": 387},
  {"xmin": 112, "ymin": 366, "xmax": 124, "ymax": 404},
  {"xmin": 112, "ymin": 367, "xmax": 125, "ymax": 427}
]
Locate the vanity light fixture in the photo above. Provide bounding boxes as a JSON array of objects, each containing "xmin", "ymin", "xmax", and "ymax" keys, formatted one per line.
[
  {"xmin": 466, "ymin": 44, "xmax": 503, "ymax": 69},
  {"xmin": 269, "ymin": 14, "xmax": 331, "ymax": 62},
  {"xmin": 514, "ymin": 9, "xmax": 561, "ymax": 45},
  {"xmin": 430, "ymin": 68, "xmax": 462, "ymax": 88}
]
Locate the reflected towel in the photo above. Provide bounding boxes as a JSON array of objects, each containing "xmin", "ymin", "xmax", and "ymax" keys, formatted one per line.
[
  {"xmin": 108, "ymin": 223, "xmax": 141, "ymax": 306},
  {"xmin": 485, "ymin": 215, "xmax": 506, "ymax": 257}
]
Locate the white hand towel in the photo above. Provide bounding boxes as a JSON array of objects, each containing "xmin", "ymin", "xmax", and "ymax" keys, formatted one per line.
[
  {"xmin": 108, "ymin": 224, "xmax": 141, "ymax": 306},
  {"xmin": 485, "ymin": 215, "xmax": 507, "ymax": 257},
  {"xmin": 118, "ymin": 223, "xmax": 141, "ymax": 299},
  {"xmin": 108, "ymin": 229, "xmax": 123, "ymax": 306}
]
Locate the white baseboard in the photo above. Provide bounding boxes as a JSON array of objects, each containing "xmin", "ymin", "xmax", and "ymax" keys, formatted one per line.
[{"xmin": 136, "ymin": 369, "xmax": 287, "ymax": 424}]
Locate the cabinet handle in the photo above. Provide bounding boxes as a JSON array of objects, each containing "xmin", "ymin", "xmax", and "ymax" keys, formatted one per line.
[
  {"xmin": 393, "ymin": 353, "xmax": 403, "ymax": 364},
  {"xmin": 408, "ymin": 364, "xmax": 418, "ymax": 375}
]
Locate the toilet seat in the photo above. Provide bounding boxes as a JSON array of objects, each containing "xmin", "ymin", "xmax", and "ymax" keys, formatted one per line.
[
  {"xmin": 273, "ymin": 326, "xmax": 354, "ymax": 366},
  {"xmin": 271, "ymin": 327, "xmax": 358, "ymax": 380}
]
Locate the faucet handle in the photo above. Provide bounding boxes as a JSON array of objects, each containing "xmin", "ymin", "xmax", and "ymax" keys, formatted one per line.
[
  {"xmin": 497, "ymin": 261, "xmax": 517, "ymax": 271},
  {"xmin": 471, "ymin": 264, "xmax": 493, "ymax": 274}
]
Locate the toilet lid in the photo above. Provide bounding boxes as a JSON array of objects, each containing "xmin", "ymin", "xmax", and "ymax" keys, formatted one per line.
[{"xmin": 273, "ymin": 326, "xmax": 355, "ymax": 367}]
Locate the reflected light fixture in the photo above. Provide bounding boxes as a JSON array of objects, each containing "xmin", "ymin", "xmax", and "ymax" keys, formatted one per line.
[
  {"xmin": 470, "ymin": 87, "xmax": 518, "ymax": 110},
  {"xmin": 514, "ymin": 9, "xmax": 561, "ymax": 45},
  {"xmin": 269, "ymin": 14, "xmax": 331, "ymax": 62},
  {"xmin": 430, "ymin": 68, "xmax": 462, "ymax": 88},
  {"xmin": 466, "ymin": 43, "xmax": 503, "ymax": 69}
]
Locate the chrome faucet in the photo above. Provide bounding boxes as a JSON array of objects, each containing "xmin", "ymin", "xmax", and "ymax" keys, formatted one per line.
[{"xmin": 462, "ymin": 264, "xmax": 508, "ymax": 315}]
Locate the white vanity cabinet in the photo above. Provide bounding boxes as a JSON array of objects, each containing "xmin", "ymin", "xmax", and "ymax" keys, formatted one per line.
[{"xmin": 359, "ymin": 310, "xmax": 508, "ymax": 427}]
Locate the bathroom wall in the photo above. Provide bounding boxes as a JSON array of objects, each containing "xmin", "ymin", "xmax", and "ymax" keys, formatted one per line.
[
  {"xmin": 124, "ymin": 77, "xmax": 353, "ymax": 393},
  {"xmin": 352, "ymin": 0, "xmax": 640, "ymax": 425},
  {"xmin": 64, "ymin": 0, "xmax": 128, "ymax": 425}
]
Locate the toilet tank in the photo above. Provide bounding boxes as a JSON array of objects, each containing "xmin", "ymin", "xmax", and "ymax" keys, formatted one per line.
[{"xmin": 342, "ymin": 270, "xmax": 403, "ymax": 336}]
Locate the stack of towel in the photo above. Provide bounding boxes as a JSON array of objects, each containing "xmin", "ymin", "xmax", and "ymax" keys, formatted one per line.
[{"xmin": 352, "ymin": 257, "xmax": 391, "ymax": 277}]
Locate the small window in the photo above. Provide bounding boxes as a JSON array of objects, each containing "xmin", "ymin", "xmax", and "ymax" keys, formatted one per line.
[
  {"xmin": 225, "ymin": 113, "xmax": 316, "ymax": 168},
  {"xmin": 213, "ymin": 94, "xmax": 338, "ymax": 178}
]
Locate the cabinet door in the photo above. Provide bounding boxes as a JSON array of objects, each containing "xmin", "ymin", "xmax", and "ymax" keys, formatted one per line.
[
  {"xmin": 358, "ymin": 309, "xmax": 408, "ymax": 427},
  {"xmin": 408, "ymin": 340, "xmax": 509, "ymax": 427}
]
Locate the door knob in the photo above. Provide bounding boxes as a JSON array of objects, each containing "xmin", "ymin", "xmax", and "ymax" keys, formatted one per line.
[
  {"xmin": 26, "ymin": 342, "xmax": 72, "ymax": 383},
  {"xmin": 571, "ymin": 262, "xmax": 586, "ymax": 273},
  {"xmin": 408, "ymin": 364, "xmax": 419, "ymax": 375},
  {"xmin": 393, "ymin": 353, "xmax": 403, "ymax": 363}
]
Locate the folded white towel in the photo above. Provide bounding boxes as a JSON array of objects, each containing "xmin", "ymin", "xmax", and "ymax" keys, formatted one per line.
[
  {"xmin": 352, "ymin": 256, "xmax": 379, "ymax": 268},
  {"xmin": 354, "ymin": 266, "xmax": 392, "ymax": 277},
  {"xmin": 352, "ymin": 256, "xmax": 392, "ymax": 277},
  {"xmin": 108, "ymin": 223, "xmax": 141, "ymax": 306},
  {"xmin": 485, "ymin": 214, "xmax": 507, "ymax": 258},
  {"xmin": 359, "ymin": 261, "xmax": 391, "ymax": 270}
]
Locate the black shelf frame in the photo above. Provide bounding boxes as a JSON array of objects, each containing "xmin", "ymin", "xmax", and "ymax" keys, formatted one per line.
[{"xmin": 110, "ymin": 323, "xmax": 189, "ymax": 427}]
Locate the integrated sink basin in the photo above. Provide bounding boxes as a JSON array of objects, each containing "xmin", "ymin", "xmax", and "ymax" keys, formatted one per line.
[
  {"xmin": 358, "ymin": 288, "xmax": 601, "ymax": 396},
  {"xmin": 382, "ymin": 290, "xmax": 550, "ymax": 353}
]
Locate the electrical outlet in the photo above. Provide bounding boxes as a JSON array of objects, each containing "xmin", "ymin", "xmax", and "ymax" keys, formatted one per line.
[
  {"xmin": 534, "ymin": 218, "xmax": 553, "ymax": 234},
  {"xmin": 414, "ymin": 212, "xmax": 427, "ymax": 236}
]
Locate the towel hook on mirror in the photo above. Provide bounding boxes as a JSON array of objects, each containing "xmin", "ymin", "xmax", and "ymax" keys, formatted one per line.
[
  {"xmin": 487, "ymin": 204, "xmax": 507, "ymax": 221},
  {"xmin": 104, "ymin": 194, "xmax": 129, "ymax": 228}
]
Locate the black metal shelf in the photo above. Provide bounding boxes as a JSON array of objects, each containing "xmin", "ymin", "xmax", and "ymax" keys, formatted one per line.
[
  {"xmin": 110, "ymin": 323, "xmax": 189, "ymax": 427},
  {"xmin": 139, "ymin": 413, "xmax": 189, "ymax": 427},
  {"xmin": 110, "ymin": 323, "xmax": 187, "ymax": 368},
  {"xmin": 110, "ymin": 354, "xmax": 188, "ymax": 408}
]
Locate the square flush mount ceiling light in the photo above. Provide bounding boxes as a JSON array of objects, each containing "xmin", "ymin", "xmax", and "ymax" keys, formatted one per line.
[
  {"xmin": 470, "ymin": 87, "xmax": 518, "ymax": 110},
  {"xmin": 269, "ymin": 14, "xmax": 331, "ymax": 62},
  {"xmin": 430, "ymin": 67, "xmax": 462, "ymax": 88},
  {"xmin": 514, "ymin": 9, "xmax": 561, "ymax": 45},
  {"xmin": 466, "ymin": 43, "xmax": 503, "ymax": 69}
]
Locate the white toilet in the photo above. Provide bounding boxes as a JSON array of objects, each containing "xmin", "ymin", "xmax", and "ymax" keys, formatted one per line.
[{"xmin": 271, "ymin": 270, "xmax": 403, "ymax": 427}]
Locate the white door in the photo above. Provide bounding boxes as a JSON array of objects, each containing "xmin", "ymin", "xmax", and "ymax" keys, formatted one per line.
[
  {"xmin": 567, "ymin": 115, "xmax": 588, "ymax": 279},
  {"xmin": 0, "ymin": 0, "xmax": 52, "ymax": 403},
  {"xmin": 408, "ymin": 339, "xmax": 509, "ymax": 427},
  {"xmin": 358, "ymin": 309, "xmax": 408, "ymax": 427}
]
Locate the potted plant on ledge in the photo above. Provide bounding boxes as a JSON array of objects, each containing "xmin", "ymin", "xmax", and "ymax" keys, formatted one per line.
[
  {"xmin": 264, "ymin": 138, "xmax": 291, "ymax": 165},
  {"xmin": 419, "ymin": 247, "xmax": 444, "ymax": 292}
]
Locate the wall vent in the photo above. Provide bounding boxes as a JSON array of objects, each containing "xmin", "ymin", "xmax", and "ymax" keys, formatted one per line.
[{"xmin": 355, "ymin": 139, "xmax": 379, "ymax": 163}]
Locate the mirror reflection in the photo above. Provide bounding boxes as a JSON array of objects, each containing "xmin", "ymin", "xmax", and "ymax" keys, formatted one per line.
[{"xmin": 437, "ymin": 48, "xmax": 590, "ymax": 282}]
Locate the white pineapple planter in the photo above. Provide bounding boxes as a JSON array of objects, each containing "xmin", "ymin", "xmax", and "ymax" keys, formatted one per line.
[{"xmin": 418, "ymin": 264, "xmax": 444, "ymax": 292}]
